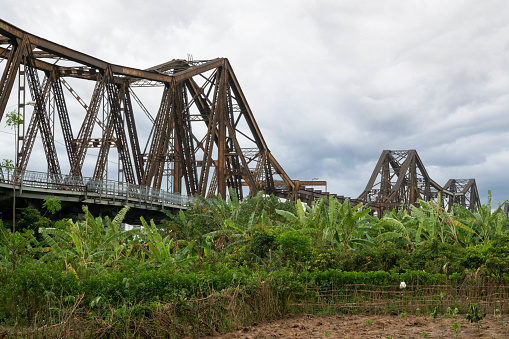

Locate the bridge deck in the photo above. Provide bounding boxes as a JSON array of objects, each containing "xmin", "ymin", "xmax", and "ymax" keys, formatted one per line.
[{"xmin": 0, "ymin": 169, "xmax": 192, "ymax": 217}]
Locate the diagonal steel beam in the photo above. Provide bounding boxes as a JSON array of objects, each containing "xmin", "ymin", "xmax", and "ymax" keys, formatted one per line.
[
  {"xmin": 0, "ymin": 37, "xmax": 28, "ymax": 121},
  {"xmin": 52, "ymin": 76, "xmax": 76, "ymax": 166},
  {"xmin": 18, "ymin": 73, "xmax": 54, "ymax": 171},
  {"xmin": 142, "ymin": 84, "xmax": 173, "ymax": 188},
  {"xmin": 25, "ymin": 57, "xmax": 61, "ymax": 177},
  {"xmin": 108, "ymin": 82, "xmax": 135, "ymax": 185},
  {"xmin": 123, "ymin": 84, "xmax": 144, "ymax": 183}
]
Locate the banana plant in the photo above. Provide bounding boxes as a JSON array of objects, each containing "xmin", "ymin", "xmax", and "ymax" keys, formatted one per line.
[
  {"xmin": 328, "ymin": 198, "xmax": 371, "ymax": 251},
  {"xmin": 410, "ymin": 196, "xmax": 475, "ymax": 246},
  {"xmin": 276, "ymin": 197, "xmax": 330, "ymax": 247},
  {"xmin": 373, "ymin": 214, "xmax": 415, "ymax": 249},
  {"xmin": 139, "ymin": 216, "xmax": 198, "ymax": 266},
  {"xmin": 39, "ymin": 205, "xmax": 138, "ymax": 271},
  {"xmin": 277, "ymin": 196, "xmax": 372, "ymax": 250},
  {"xmin": 452, "ymin": 192, "xmax": 508, "ymax": 245},
  {"xmin": 195, "ymin": 188, "xmax": 243, "ymax": 229}
]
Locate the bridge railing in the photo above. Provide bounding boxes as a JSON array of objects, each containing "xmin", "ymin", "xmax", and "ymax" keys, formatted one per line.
[{"xmin": 0, "ymin": 168, "xmax": 194, "ymax": 208}]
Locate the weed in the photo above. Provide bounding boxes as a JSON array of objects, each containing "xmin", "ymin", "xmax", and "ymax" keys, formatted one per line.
[
  {"xmin": 452, "ymin": 321, "xmax": 460, "ymax": 338},
  {"xmin": 421, "ymin": 331, "xmax": 430, "ymax": 338},
  {"xmin": 363, "ymin": 319, "xmax": 373, "ymax": 327},
  {"xmin": 446, "ymin": 306, "xmax": 459, "ymax": 318},
  {"xmin": 399, "ymin": 312, "xmax": 407, "ymax": 319},
  {"xmin": 429, "ymin": 307, "xmax": 439, "ymax": 319},
  {"xmin": 323, "ymin": 330, "xmax": 331, "ymax": 338}
]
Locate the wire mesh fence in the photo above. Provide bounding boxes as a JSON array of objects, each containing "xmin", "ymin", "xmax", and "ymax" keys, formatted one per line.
[{"xmin": 288, "ymin": 281, "xmax": 509, "ymax": 315}]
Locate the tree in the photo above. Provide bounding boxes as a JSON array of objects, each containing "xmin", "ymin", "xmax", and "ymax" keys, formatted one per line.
[
  {"xmin": 5, "ymin": 110, "xmax": 23, "ymax": 128},
  {"xmin": 0, "ymin": 159, "xmax": 14, "ymax": 171},
  {"xmin": 42, "ymin": 196, "xmax": 62, "ymax": 215}
]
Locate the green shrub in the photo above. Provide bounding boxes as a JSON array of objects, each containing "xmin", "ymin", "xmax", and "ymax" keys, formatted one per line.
[
  {"xmin": 410, "ymin": 240, "xmax": 465, "ymax": 275},
  {"xmin": 463, "ymin": 235, "xmax": 509, "ymax": 281},
  {"xmin": 247, "ymin": 227, "xmax": 279, "ymax": 259}
]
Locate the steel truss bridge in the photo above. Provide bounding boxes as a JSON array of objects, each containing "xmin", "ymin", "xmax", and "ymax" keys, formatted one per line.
[
  {"xmin": 0, "ymin": 19, "xmax": 480, "ymax": 218},
  {"xmin": 358, "ymin": 150, "xmax": 480, "ymax": 216}
]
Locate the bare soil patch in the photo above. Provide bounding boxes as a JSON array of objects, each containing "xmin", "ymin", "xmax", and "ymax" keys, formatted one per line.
[{"xmin": 206, "ymin": 313, "xmax": 509, "ymax": 338}]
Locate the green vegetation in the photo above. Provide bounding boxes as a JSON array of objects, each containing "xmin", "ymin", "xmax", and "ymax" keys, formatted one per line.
[
  {"xmin": 452, "ymin": 321, "xmax": 460, "ymax": 338},
  {"xmin": 465, "ymin": 304, "xmax": 486, "ymax": 325},
  {"xmin": 0, "ymin": 190, "xmax": 508, "ymax": 337},
  {"xmin": 363, "ymin": 319, "xmax": 374, "ymax": 327}
]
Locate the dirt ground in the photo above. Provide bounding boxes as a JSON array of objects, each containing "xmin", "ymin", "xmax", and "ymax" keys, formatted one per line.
[{"xmin": 206, "ymin": 313, "xmax": 509, "ymax": 338}]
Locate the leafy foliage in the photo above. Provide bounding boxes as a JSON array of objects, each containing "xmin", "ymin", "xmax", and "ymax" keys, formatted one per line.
[
  {"xmin": 39, "ymin": 205, "xmax": 137, "ymax": 270},
  {"xmin": 1, "ymin": 191, "xmax": 509, "ymax": 334},
  {"xmin": 465, "ymin": 304, "xmax": 486, "ymax": 324},
  {"xmin": 42, "ymin": 196, "xmax": 62, "ymax": 215},
  {"xmin": 4, "ymin": 110, "xmax": 23, "ymax": 128}
]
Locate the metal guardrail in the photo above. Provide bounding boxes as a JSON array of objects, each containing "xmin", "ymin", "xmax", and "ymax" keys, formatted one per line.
[{"xmin": 0, "ymin": 168, "xmax": 194, "ymax": 208}]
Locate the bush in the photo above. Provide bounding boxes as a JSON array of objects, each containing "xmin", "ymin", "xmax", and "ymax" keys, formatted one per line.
[
  {"xmin": 17, "ymin": 206, "xmax": 51, "ymax": 240},
  {"xmin": 247, "ymin": 227, "xmax": 279, "ymax": 259},
  {"xmin": 409, "ymin": 240, "xmax": 465, "ymax": 275},
  {"xmin": 463, "ymin": 235, "xmax": 509, "ymax": 281}
]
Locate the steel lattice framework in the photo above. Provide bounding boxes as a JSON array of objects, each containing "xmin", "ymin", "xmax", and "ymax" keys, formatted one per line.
[
  {"xmin": 358, "ymin": 150, "xmax": 480, "ymax": 215},
  {"xmin": 0, "ymin": 19, "xmax": 331, "ymax": 202},
  {"xmin": 0, "ymin": 20, "xmax": 482, "ymax": 214}
]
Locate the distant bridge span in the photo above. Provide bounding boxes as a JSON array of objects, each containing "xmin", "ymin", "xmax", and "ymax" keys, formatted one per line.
[
  {"xmin": 358, "ymin": 150, "xmax": 480, "ymax": 216},
  {"xmin": 0, "ymin": 19, "xmax": 479, "ymax": 219}
]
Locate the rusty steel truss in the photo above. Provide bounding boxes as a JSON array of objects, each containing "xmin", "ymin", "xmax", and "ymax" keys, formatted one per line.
[
  {"xmin": 358, "ymin": 150, "xmax": 480, "ymax": 215},
  {"xmin": 0, "ymin": 19, "xmax": 333, "ymax": 202},
  {"xmin": 0, "ymin": 20, "xmax": 482, "ymax": 213}
]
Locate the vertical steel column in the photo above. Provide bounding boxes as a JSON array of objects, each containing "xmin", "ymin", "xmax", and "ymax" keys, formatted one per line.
[
  {"xmin": 17, "ymin": 61, "xmax": 26, "ymax": 169},
  {"xmin": 216, "ymin": 66, "xmax": 227, "ymax": 198},
  {"xmin": 142, "ymin": 84, "xmax": 173, "ymax": 189},
  {"xmin": 409, "ymin": 154, "xmax": 416, "ymax": 207},
  {"xmin": 197, "ymin": 70, "xmax": 221, "ymax": 196},
  {"xmin": 107, "ymin": 82, "xmax": 135, "ymax": 184}
]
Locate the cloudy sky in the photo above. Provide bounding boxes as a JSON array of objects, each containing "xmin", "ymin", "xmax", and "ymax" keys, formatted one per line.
[{"xmin": 1, "ymin": 0, "xmax": 509, "ymax": 205}]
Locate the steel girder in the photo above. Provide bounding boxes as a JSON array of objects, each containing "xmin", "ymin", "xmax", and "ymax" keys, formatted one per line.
[
  {"xmin": 358, "ymin": 150, "xmax": 480, "ymax": 215},
  {"xmin": 0, "ymin": 18, "xmax": 334, "ymax": 201}
]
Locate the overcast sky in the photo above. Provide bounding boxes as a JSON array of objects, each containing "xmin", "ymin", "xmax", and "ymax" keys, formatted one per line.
[{"xmin": 1, "ymin": 0, "xmax": 509, "ymax": 205}]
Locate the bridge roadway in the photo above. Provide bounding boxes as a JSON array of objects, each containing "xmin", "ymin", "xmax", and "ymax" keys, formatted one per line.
[{"xmin": 0, "ymin": 169, "xmax": 193, "ymax": 223}]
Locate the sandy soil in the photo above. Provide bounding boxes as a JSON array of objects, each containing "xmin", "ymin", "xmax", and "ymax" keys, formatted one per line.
[{"xmin": 206, "ymin": 313, "xmax": 509, "ymax": 338}]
